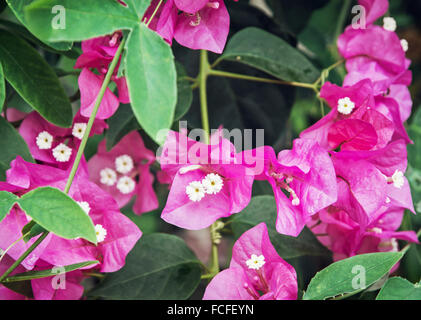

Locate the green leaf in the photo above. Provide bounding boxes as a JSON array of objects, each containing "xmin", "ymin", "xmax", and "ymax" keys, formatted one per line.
[
  {"xmin": 0, "ymin": 61, "xmax": 4, "ymax": 110},
  {"xmin": 0, "ymin": 191, "xmax": 18, "ymax": 223},
  {"xmin": 303, "ymin": 252, "xmax": 404, "ymax": 300},
  {"xmin": 21, "ymin": 220, "xmax": 46, "ymax": 243},
  {"xmin": 2, "ymin": 261, "xmax": 98, "ymax": 283},
  {"xmin": 174, "ymin": 62, "xmax": 193, "ymax": 121},
  {"xmin": 376, "ymin": 277, "xmax": 421, "ymax": 300},
  {"xmin": 220, "ymin": 27, "xmax": 319, "ymax": 83},
  {"xmin": 126, "ymin": 24, "xmax": 177, "ymax": 145},
  {"xmin": 0, "ymin": 116, "xmax": 34, "ymax": 164},
  {"xmin": 6, "ymin": 0, "xmax": 72, "ymax": 51},
  {"xmin": 24, "ymin": 0, "xmax": 150, "ymax": 42},
  {"xmin": 231, "ymin": 195, "xmax": 330, "ymax": 259},
  {"xmin": 17, "ymin": 187, "xmax": 97, "ymax": 244},
  {"xmin": 105, "ymin": 104, "xmax": 139, "ymax": 151},
  {"xmin": 0, "ymin": 30, "xmax": 73, "ymax": 127},
  {"xmin": 89, "ymin": 233, "xmax": 201, "ymax": 300}
]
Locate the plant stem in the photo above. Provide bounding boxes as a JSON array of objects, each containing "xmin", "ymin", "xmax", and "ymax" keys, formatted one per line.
[
  {"xmin": 146, "ymin": 0, "xmax": 163, "ymax": 27},
  {"xmin": 0, "ymin": 38, "xmax": 127, "ymax": 283},
  {"xmin": 199, "ymin": 50, "xmax": 211, "ymax": 143},
  {"xmin": 198, "ymin": 50, "xmax": 220, "ymax": 277},
  {"xmin": 64, "ymin": 38, "xmax": 126, "ymax": 194},
  {"xmin": 0, "ymin": 232, "xmax": 48, "ymax": 282},
  {"xmin": 209, "ymin": 69, "xmax": 318, "ymax": 92}
]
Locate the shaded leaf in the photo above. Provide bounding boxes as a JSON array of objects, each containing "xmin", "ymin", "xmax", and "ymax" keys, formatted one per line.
[{"xmin": 376, "ymin": 277, "xmax": 421, "ymax": 300}]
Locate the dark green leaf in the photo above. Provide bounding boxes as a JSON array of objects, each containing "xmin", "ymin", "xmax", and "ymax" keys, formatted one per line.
[
  {"xmin": 0, "ymin": 191, "xmax": 18, "ymax": 223},
  {"xmin": 0, "ymin": 116, "xmax": 34, "ymax": 164},
  {"xmin": 90, "ymin": 233, "xmax": 201, "ymax": 300},
  {"xmin": 2, "ymin": 261, "xmax": 98, "ymax": 282},
  {"xmin": 0, "ymin": 30, "xmax": 73, "ymax": 127},
  {"xmin": 303, "ymin": 252, "xmax": 404, "ymax": 300},
  {"xmin": 376, "ymin": 277, "xmax": 421, "ymax": 300},
  {"xmin": 221, "ymin": 27, "xmax": 319, "ymax": 83},
  {"xmin": 126, "ymin": 24, "xmax": 177, "ymax": 145},
  {"xmin": 231, "ymin": 195, "xmax": 330, "ymax": 259},
  {"xmin": 18, "ymin": 187, "xmax": 97, "ymax": 244},
  {"xmin": 2, "ymin": 281, "xmax": 33, "ymax": 298}
]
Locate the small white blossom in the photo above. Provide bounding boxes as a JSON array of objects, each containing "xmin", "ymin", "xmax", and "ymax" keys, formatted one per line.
[
  {"xmin": 391, "ymin": 170, "xmax": 405, "ymax": 189},
  {"xmin": 100, "ymin": 168, "xmax": 117, "ymax": 186},
  {"xmin": 95, "ymin": 224, "xmax": 107, "ymax": 243},
  {"xmin": 52, "ymin": 143, "xmax": 72, "ymax": 162},
  {"xmin": 115, "ymin": 155, "xmax": 134, "ymax": 174},
  {"xmin": 77, "ymin": 201, "xmax": 91, "ymax": 215},
  {"xmin": 400, "ymin": 39, "xmax": 409, "ymax": 52},
  {"xmin": 72, "ymin": 123, "xmax": 87, "ymax": 140},
  {"xmin": 202, "ymin": 173, "xmax": 224, "ymax": 194},
  {"xmin": 186, "ymin": 181, "xmax": 206, "ymax": 202},
  {"xmin": 383, "ymin": 17, "xmax": 397, "ymax": 32},
  {"xmin": 337, "ymin": 97, "xmax": 355, "ymax": 115},
  {"xmin": 116, "ymin": 176, "xmax": 136, "ymax": 194},
  {"xmin": 246, "ymin": 254, "xmax": 266, "ymax": 270},
  {"xmin": 36, "ymin": 131, "xmax": 53, "ymax": 150}
]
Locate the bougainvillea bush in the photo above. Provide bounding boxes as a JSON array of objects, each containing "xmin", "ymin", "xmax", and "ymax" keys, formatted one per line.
[{"xmin": 0, "ymin": 0, "xmax": 421, "ymax": 301}]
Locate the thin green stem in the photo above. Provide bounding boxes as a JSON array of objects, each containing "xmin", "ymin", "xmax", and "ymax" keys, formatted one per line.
[
  {"xmin": 64, "ymin": 38, "xmax": 126, "ymax": 194},
  {"xmin": 199, "ymin": 50, "xmax": 211, "ymax": 144},
  {"xmin": 0, "ymin": 38, "xmax": 127, "ymax": 282},
  {"xmin": 198, "ymin": 50, "xmax": 219, "ymax": 276},
  {"xmin": 334, "ymin": 0, "xmax": 352, "ymax": 41},
  {"xmin": 146, "ymin": 0, "xmax": 163, "ymax": 27},
  {"xmin": 209, "ymin": 69, "xmax": 318, "ymax": 92},
  {"xmin": 0, "ymin": 232, "xmax": 48, "ymax": 282},
  {"xmin": 0, "ymin": 232, "xmax": 29, "ymax": 265}
]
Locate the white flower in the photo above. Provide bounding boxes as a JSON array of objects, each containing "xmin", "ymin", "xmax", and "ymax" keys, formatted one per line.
[
  {"xmin": 291, "ymin": 197, "xmax": 300, "ymax": 206},
  {"xmin": 186, "ymin": 181, "xmax": 206, "ymax": 202},
  {"xmin": 100, "ymin": 168, "xmax": 117, "ymax": 186},
  {"xmin": 383, "ymin": 17, "xmax": 397, "ymax": 32},
  {"xmin": 246, "ymin": 254, "xmax": 266, "ymax": 270},
  {"xmin": 115, "ymin": 155, "xmax": 134, "ymax": 174},
  {"xmin": 202, "ymin": 173, "xmax": 224, "ymax": 194},
  {"xmin": 72, "ymin": 123, "xmax": 87, "ymax": 140},
  {"xmin": 337, "ymin": 97, "xmax": 355, "ymax": 115},
  {"xmin": 77, "ymin": 201, "xmax": 90, "ymax": 215},
  {"xmin": 36, "ymin": 131, "xmax": 53, "ymax": 150},
  {"xmin": 52, "ymin": 143, "xmax": 72, "ymax": 162},
  {"xmin": 116, "ymin": 176, "xmax": 136, "ymax": 194},
  {"xmin": 95, "ymin": 224, "xmax": 107, "ymax": 243},
  {"xmin": 400, "ymin": 39, "xmax": 409, "ymax": 52},
  {"xmin": 391, "ymin": 170, "xmax": 405, "ymax": 189}
]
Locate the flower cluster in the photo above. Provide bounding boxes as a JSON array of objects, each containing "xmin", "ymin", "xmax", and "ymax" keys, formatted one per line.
[
  {"xmin": 203, "ymin": 223, "xmax": 297, "ymax": 300},
  {"xmin": 302, "ymin": 0, "xmax": 418, "ymax": 259},
  {"xmin": 19, "ymin": 111, "xmax": 107, "ymax": 169},
  {"xmin": 87, "ymin": 131, "xmax": 159, "ymax": 215},
  {"xmin": 0, "ymin": 157, "xmax": 142, "ymax": 299}
]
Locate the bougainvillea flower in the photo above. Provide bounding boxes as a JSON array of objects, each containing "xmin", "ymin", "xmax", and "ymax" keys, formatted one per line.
[
  {"xmin": 310, "ymin": 206, "xmax": 418, "ymax": 261},
  {"xmin": 0, "ymin": 156, "xmax": 142, "ymax": 273},
  {"xmin": 144, "ymin": 0, "xmax": 230, "ymax": 53},
  {"xmin": 174, "ymin": 0, "xmax": 230, "ymax": 54},
  {"xmin": 88, "ymin": 131, "xmax": 158, "ymax": 215},
  {"xmin": 300, "ymin": 80, "xmax": 410, "ymax": 151},
  {"xmin": 241, "ymin": 139, "xmax": 337, "ymax": 237},
  {"xmin": 358, "ymin": 0, "xmax": 388, "ymax": 26},
  {"xmin": 203, "ymin": 223, "xmax": 297, "ymax": 300},
  {"xmin": 19, "ymin": 111, "xmax": 107, "ymax": 168},
  {"xmin": 74, "ymin": 32, "xmax": 129, "ymax": 119},
  {"xmin": 159, "ymin": 130, "xmax": 254, "ymax": 230}
]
